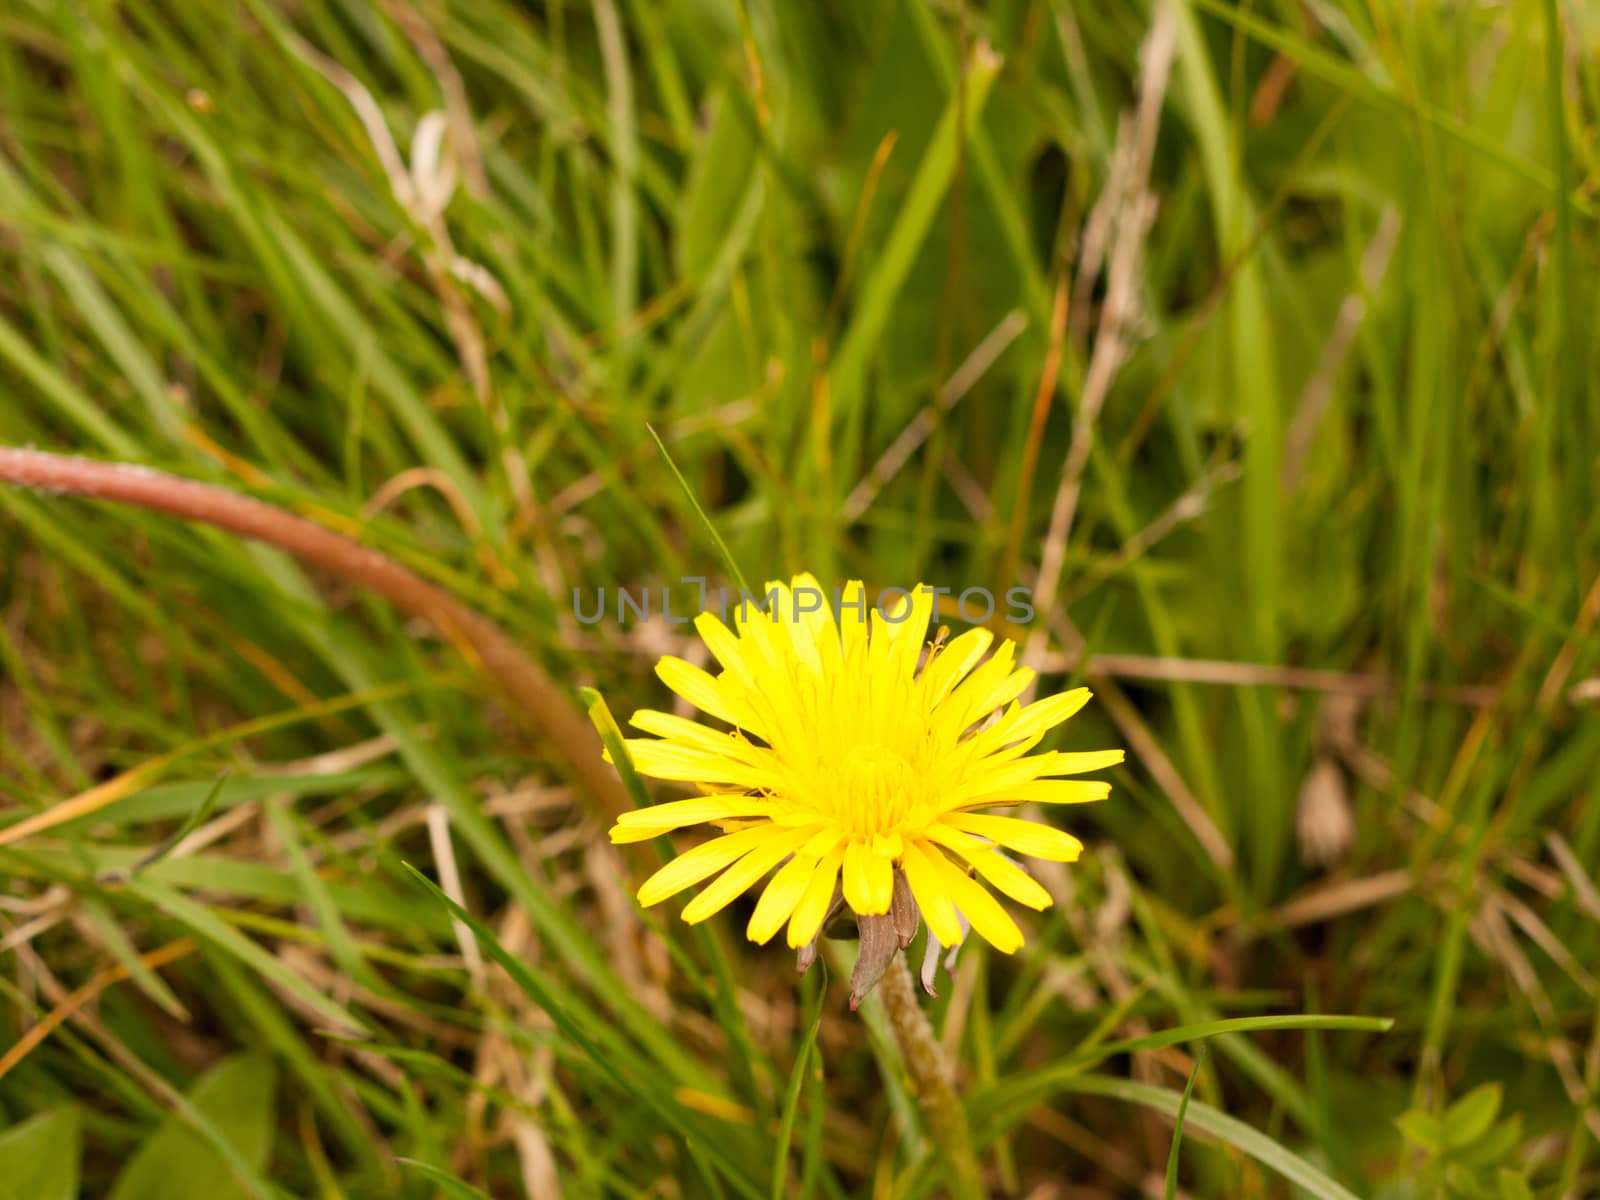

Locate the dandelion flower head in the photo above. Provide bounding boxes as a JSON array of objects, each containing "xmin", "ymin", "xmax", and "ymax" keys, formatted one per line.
[{"xmin": 608, "ymin": 575, "xmax": 1122, "ymax": 993}]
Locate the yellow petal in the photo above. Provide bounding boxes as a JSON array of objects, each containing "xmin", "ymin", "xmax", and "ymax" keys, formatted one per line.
[
  {"xmin": 842, "ymin": 839, "xmax": 893, "ymax": 915},
  {"xmin": 944, "ymin": 751, "xmax": 1117, "ymax": 807},
  {"xmin": 928, "ymin": 848, "xmax": 1024, "ymax": 953},
  {"xmin": 733, "ymin": 594, "xmax": 786, "ymax": 673},
  {"xmin": 948, "ymin": 779, "xmax": 1112, "ymax": 812},
  {"xmin": 1046, "ymin": 749, "xmax": 1126, "ymax": 775},
  {"xmin": 992, "ymin": 780, "xmax": 1111, "ymax": 807},
  {"xmin": 763, "ymin": 579, "xmax": 823, "ymax": 675},
  {"xmin": 680, "ymin": 837, "xmax": 799, "ymax": 924},
  {"xmin": 788, "ymin": 572, "xmax": 833, "ymax": 643},
  {"xmin": 944, "ymin": 813, "xmax": 1084, "ymax": 862},
  {"xmin": 932, "ymin": 641, "xmax": 1016, "ymax": 737},
  {"xmin": 786, "ymin": 846, "xmax": 845, "ymax": 948},
  {"xmin": 610, "ymin": 795, "xmax": 773, "ymax": 844},
  {"xmin": 876, "ymin": 583, "xmax": 933, "ymax": 678},
  {"xmin": 655, "ymin": 656, "xmax": 752, "ymax": 729},
  {"xmin": 625, "ymin": 741, "xmax": 780, "ymax": 789},
  {"xmin": 925, "ymin": 824, "xmax": 1053, "ymax": 909},
  {"xmin": 792, "ymin": 572, "xmax": 844, "ymax": 677},
  {"xmin": 747, "ymin": 854, "xmax": 818, "ymax": 944},
  {"xmin": 637, "ymin": 826, "xmax": 785, "ymax": 907},
  {"xmin": 965, "ymin": 689, "xmax": 1091, "ymax": 757},
  {"xmin": 1011, "ymin": 688, "xmax": 1092, "ymax": 737},
  {"xmin": 920, "ymin": 627, "xmax": 994, "ymax": 707},
  {"xmin": 963, "ymin": 665, "xmax": 1035, "ymax": 724},
  {"xmin": 798, "ymin": 829, "xmax": 845, "ymax": 857},
  {"xmin": 942, "ymin": 755, "xmax": 1060, "ymax": 806},
  {"xmin": 629, "ymin": 710, "xmax": 766, "ymax": 761},
  {"xmin": 957, "ymin": 725, "xmax": 1048, "ymax": 772},
  {"xmin": 694, "ymin": 612, "xmax": 756, "ymax": 688},
  {"xmin": 900, "ymin": 840, "xmax": 962, "ymax": 946},
  {"xmin": 836, "ymin": 580, "xmax": 871, "ymax": 659}
]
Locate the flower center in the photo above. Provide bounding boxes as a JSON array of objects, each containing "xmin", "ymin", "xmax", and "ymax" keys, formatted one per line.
[{"xmin": 839, "ymin": 744, "xmax": 919, "ymax": 838}]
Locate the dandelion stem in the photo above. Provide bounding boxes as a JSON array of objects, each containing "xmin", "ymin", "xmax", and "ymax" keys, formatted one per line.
[
  {"xmin": 0, "ymin": 447, "xmax": 632, "ymax": 821},
  {"xmin": 879, "ymin": 954, "xmax": 984, "ymax": 1198}
]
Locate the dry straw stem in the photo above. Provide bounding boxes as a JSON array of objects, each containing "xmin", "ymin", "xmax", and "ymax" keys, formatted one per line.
[
  {"xmin": 0, "ymin": 937, "xmax": 197, "ymax": 1084},
  {"xmin": 0, "ymin": 447, "xmax": 632, "ymax": 822},
  {"xmin": 1021, "ymin": 3, "xmax": 1177, "ymax": 681},
  {"xmin": 1033, "ymin": 648, "xmax": 1499, "ymax": 708},
  {"xmin": 1280, "ymin": 207, "xmax": 1402, "ymax": 491}
]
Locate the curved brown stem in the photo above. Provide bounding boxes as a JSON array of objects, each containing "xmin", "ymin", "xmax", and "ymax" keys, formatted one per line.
[{"xmin": 0, "ymin": 447, "xmax": 629, "ymax": 821}]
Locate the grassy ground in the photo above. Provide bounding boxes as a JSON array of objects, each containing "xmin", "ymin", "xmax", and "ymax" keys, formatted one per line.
[{"xmin": 1, "ymin": 0, "xmax": 1597, "ymax": 1196}]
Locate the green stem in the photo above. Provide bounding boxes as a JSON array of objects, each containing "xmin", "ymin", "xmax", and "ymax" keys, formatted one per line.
[{"xmin": 879, "ymin": 955, "xmax": 984, "ymax": 1198}]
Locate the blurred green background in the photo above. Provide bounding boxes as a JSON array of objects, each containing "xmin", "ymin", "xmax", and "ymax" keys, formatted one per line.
[{"xmin": 1, "ymin": 0, "xmax": 1597, "ymax": 1196}]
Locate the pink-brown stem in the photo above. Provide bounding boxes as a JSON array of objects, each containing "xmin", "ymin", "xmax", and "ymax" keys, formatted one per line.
[{"xmin": 0, "ymin": 447, "xmax": 629, "ymax": 821}]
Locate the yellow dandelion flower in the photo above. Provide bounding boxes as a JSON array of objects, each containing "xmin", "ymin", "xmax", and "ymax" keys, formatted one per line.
[{"xmin": 607, "ymin": 574, "xmax": 1122, "ymax": 1003}]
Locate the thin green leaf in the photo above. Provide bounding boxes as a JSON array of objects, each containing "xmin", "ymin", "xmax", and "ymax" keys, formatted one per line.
[
  {"xmin": 1048, "ymin": 1076, "xmax": 1363, "ymax": 1200},
  {"xmin": 582, "ymin": 686, "xmax": 653, "ymax": 811},
  {"xmin": 395, "ymin": 1159, "xmax": 492, "ymax": 1200},
  {"xmin": 771, "ymin": 969, "xmax": 825, "ymax": 1200},
  {"xmin": 401, "ymin": 863, "xmax": 765, "ymax": 1200},
  {"xmin": 111, "ymin": 770, "xmax": 230, "ymax": 881},
  {"xmin": 974, "ymin": 1014, "xmax": 1392, "ymax": 1122},
  {"xmin": 645, "ymin": 421, "xmax": 752, "ymax": 596},
  {"xmin": 125, "ymin": 877, "xmax": 367, "ymax": 1035},
  {"xmin": 1164, "ymin": 1047, "xmax": 1206, "ymax": 1200}
]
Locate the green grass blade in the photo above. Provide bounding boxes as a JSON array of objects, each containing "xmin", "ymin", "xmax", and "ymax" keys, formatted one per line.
[
  {"xmin": 1041, "ymin": 1076, "xmax": 1362, "ymax": 1200},
  {"xmin": 645, "ymin": 422, "xmax": 753, "ymax": 596},
  {"xmin": 770, "ymin": 972, "xmax": 824, "ymax": 1200},
  {"xmin": 395, "ymin": 1158, "xmax": 492, "ymax": 1200},
  {"xmin": 117, "ymin": 770, "xmax": 231, "ymax": 879},
  {"xmin": 1164, "ymin": 1047, "xmax": 1206, "ymax": 1200}
]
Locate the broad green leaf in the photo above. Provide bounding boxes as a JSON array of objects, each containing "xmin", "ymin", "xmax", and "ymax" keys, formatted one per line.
[
  {"xmin": 1455, "ymin": 1116, "xmax": 1523, "ymax": 1169},
  {"xmin": 677, "ymin": 89, "xmax": 759, "ymax": 281},
  {"xmin": 1395, "ymin": 1110, "xmax": 1445, "ymax": 1154},
  {"xmin": 109, "ymin": 1053, "xmax": 277, "ymax": 1200},
  {"xmin": 1497, "ymin": 1169, "xmax": 1535, "ymax": 1200},
  {"xmin": 1442, "ymin": 1083, "xmax": 1501, "ymax": 1148},
  {"xmin": 0, "ymin": 1107, "xmax": 80, "ymax": 1200}
]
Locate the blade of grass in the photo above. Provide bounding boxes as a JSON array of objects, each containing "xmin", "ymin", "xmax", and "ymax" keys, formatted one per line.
[
  {"xmin": 395, "ymin": 1158, "xmax": 492, "ymax": 1200},
  {"xmin": 76, "ymin": 897, "xmax": 190, "ymax": 1021},
  {"xmin": 770, "ymin": 968, "xmax": 825, "ymax": 1200},
  {"xmin": 581, "ymin": 686, "xmax": 652, "ymax": 810},
  {"xmin": 402, "ymin": 863, "xmax": 766, "ymax": 1200},
  {"xmin": 1185, "ymin": 0, "xmax": 1589, "ymax": 210},
  {"xmin": 969, "ymin": 1014, "xmax": 1393, "ymax": 1125},
  {"xmin": 104, "ymin": 770, "xmax": 230, "ymax": 882},
  {"xmin": 645, "ymin": 422, "xmax": 753, "ymax": 596},
  {"xmin": 1048, "ymin": 1075, "xmax": 1363, "ymax": 1200},
  {"xmin": 125, "ymin": 877, "xmax": 369, "ymax": 1035},
  {"xmin": 1164, "ymin": 1046, "xmax": 1207, "ymax": 1200},
  {"xmin": 825, "ymin": 40, "xmax": 1003, "ymax": 422},
  {"xmin": 585, "ymin": 685, "xmax": 777, "ymax": 1125}
]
